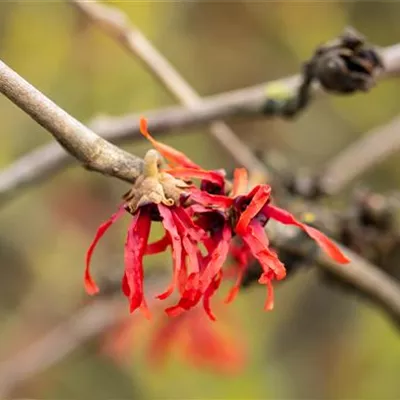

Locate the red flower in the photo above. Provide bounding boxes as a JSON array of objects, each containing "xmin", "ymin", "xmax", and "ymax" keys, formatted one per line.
[
  {"xmin": 147, "ymin": 306, "xmax": 246, "ymax": 373},
  {"xmin": 85, "ymin": 117, "xmax": 350, "ymax": 320},
  {"xmin": 230, "ymin": 170, "xmax": 349, "ymax": 309},
  {"xmin": 85, "ymin": 149, "xmax": 206, "ymax": 318},
  {"xmin": 102, "ymin": 305, "xmax": 246, "ymax": 374},
  {"xmin": 135, "ymin": 121, "xmax": 233, "ymax": 319},
  {"xmin": 184, "ymin": 164, "xmax": 349, "ymax": 314}
]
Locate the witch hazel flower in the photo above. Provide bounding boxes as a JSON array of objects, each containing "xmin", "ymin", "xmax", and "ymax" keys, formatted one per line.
[
  {"xmin": 225, "ymin": 168, "xmax": 350, "ymax": 310},
  {"xmin": 85, "ymin": 148, "xmax": 203, "ymax": 318},
  {"xmin": 165, "ymin": 169, "xmax": 349, "ymax": 317},
  {"xmin": 85, "ymin": 118, "xmax": 350, "ymax": 320},
  {"xmin": 102, "ymin": 304, "xmax": 246, "ymax": 374},
  {"xmin": 148, "ymin": 305, "xmax": 246, "ymax": 373}
]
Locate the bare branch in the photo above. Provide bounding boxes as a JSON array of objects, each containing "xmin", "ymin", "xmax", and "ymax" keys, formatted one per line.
[
  {"xmin": 1, "ymin": 42, "xmax": 400, "ymax": 206},
  {"xmin": 320, "ymin": 115, "xmax": 400, "ymax": 194},
  {"xmin": 0, "ymin": 298, "xmax": 125, "ymax": 397},
  {"xmin": 0, "ymin": 60, "xmax": 143, "ymax": 186},
  {"xmin": 70, "ymin": 0, "xmax": 270, "ymax": 176},
  {"xmin": 281, "ymin": 237, "xmax": 400, "ymax": 327},
  {"xmin": 0, "ymin": 275, "xmax": 168, "ymax": 397},
  {"xmin": 321, "ymin": 248, "xmax": 400, "ymax": 326},
  {"xmin": 381, "ymin": 43, "xmax": 400, "ymax": 77}
]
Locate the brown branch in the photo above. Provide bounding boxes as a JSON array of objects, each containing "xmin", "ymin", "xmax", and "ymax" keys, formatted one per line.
[
  {"xmin": 0, "ymin": 298, "xmax": 125, "ymax": 397},
  {"xmin": 70, "ymin": 0, "xmax": 269, "ymax": 178},
  {"xmin": 0, "ymin": 60, "xmax": 143, "ymax": 185},
  {"xmin": 320, "ymin": 114, "xmax": 400, "ymax": 194},
  {"xmin": 0, "ymin": 275, "xmax": 168, "ymax": 397},
  {"xmin": 0, "ymin": 40, "xmax": 399, "ymax": 206},
  {"xmin": 1, "ymin": 42, "xmax": 400, "ymax": 206},
  {"xmin": 280, "ymin": 235, "xmax": 400, "ymax": 327},
  {"xmin": 320, "ymin": 247, "xmax": 400, "ymax": 326}
]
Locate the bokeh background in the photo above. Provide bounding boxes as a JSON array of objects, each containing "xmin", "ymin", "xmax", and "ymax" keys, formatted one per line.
[{"xmin": 1, "ymin": 1, "xmax": 400, "ymax": 399}]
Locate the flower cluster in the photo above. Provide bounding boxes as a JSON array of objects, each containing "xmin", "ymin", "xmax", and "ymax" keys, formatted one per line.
[{"xmin": 85, "ymin": 118, "xmax": 349, "ymax": 320}]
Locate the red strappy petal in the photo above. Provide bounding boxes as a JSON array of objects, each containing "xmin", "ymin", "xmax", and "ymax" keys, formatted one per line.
[
  {"xmin": 264, "ymin": 204, "xmax": 350, "ymax": 264},
  {"xmin": 235, "ymin": 185, "xmax": 271, "ymax": 235},
  {"xmin": 85, "ymin": 206, "xmax": 125, "ymax": 295},
  {"xmin": 164, "ymin": 167, "xmax": 225, "ymax": 187},
  {"xmin": 156, "ymin": 205, "xmax": 183, "ymax": 300},
  {"xmin": 145, "ymin": 234, "xmax": 171, "ymax": 255},
  {"xmin": 232, "ymin": 168, "xmax": 249, "ymax": 197},
  {"xmin": 241, "ymin": 220, "xmax": 286, "ymax": 280},
  {"xmin": 140, "ymin": 118, "xmax": 199, "ymax": 168},
  {"xmin": 124, "ymin": 209, "xmax": 152, "ymax": 313},
  {"xmin": 203, "ymin": 271, "xmax": 223, "ymax": 321},
  {"xmin": 189, "ymin": 188, "xmax": 233, "ymax": 209}
]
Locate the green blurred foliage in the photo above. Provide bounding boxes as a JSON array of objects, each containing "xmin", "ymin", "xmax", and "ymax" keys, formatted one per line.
[{"xmin": 0, "ymin": 1, "xmax": 400, "ymax": 399}]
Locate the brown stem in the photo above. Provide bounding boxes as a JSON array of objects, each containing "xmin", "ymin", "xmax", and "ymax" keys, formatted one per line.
[
  {"xmin": 320, "ymin": 115, "xmax": 400, "ymax": 194},
  {"xmin": 1, "ymin": 41, "xmax": 399, "ymax": 206},
  {"xmin": 70, "ymin": 0, "xmax": 269, "ymax": 176},
  {"xmin": 0, "ymin": 59, "xmax": 143, "ymax": 185}
]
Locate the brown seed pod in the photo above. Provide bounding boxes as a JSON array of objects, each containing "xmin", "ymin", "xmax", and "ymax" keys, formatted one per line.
[{"xmin": 306, "ymin": 27, "xmax": 383, "ymax": 94}]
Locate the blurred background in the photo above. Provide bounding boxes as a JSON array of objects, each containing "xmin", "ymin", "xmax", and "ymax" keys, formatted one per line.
[{"xmin": 1, "ymin": 1, "xmax": 400, "ymax": 399}]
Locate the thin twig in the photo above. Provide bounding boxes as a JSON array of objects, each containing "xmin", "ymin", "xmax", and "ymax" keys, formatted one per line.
[
  {"xmin": 70, "ymin": 0, "xmax": 269, "ymax": 177},
  {"xmin": 0, "ymin": 41, "xmax": 399, "ymax": 206},
  {"xmin": 320, "ymin": 114, "xmax": 400, "ymax": 194},
  {"xmin": 281, "ymin": 236, "xmax": 400, "ymax": 328},
  {"xmin": 1, "ymin": 42, "xmax": 400, "ymax": 207},
  {"xmin": 0, "ymin": 60, "xmax": 143, "ymax": 185},
  {"xmin": 0, "ymin": 298, "xmax": 125, "ymax": 397},
  {"xmin": 0, "ymin": 276, "xmax": 167, "ymax": 397},
  {"xmin": 320, "ymin": 247, "xmax": 400, "ymax": 327}
]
